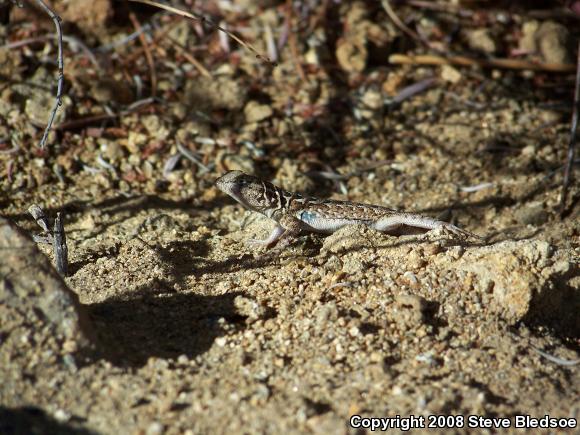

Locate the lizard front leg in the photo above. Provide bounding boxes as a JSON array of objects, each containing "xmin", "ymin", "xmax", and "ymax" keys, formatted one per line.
[
  {"xmin": 271, "ymin": 215, "xmax": 303, "ymax": 250},
  {"xmin": 247, "ymin": 215, "xmax": 303, "ymax": 250},
  {"xmin": 247, "ymin": 224, "xmax": 286, "ymax": 248}
]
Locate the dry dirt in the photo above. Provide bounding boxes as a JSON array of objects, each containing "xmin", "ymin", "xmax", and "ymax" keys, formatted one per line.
[{"xmin": 1, "ymin": 1, "xmax": 579, "ymax": 434}]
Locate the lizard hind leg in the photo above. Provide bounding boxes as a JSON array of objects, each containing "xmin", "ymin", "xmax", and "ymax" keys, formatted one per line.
[{"xmin": 374, "ymin": 214, "xmax": 479, "ymax": 239}]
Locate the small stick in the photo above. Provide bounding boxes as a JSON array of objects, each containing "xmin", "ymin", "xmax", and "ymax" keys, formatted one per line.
[
  {"xmin": 404, "ymin": 0, "xmax": 473, "ymax": 16},
  {"xmin": 28, "ymin": 204, "xmax": 50, "ymax": 232},
  {"xmin": 533, "ymin": 347, "xmax": 580, "ymax": 366},
  {"xmin": 29, "ymin": 204, "xmax": 53, "ymax": 242},
  {"xmin": 165, "ymin": 34, "xmax": 212, "ymax": 78},
  {"xmin": 97, "ymin": 19, "xmax": 156, "ymax": 52},
  {"xmin": 381, "ymin": 0, "xmax": 429, "ymax": 49},
  {"xmin": 53, "ymin": 212, "xmax": 68, "ymax": 276},
  {"xmin": 28, "ymin": 204, "xmax": 69, "ymax": 275},
  {"xmin": 391, "ymin": 77, "xmax": 437, "ymax": 104},
  {"xmin": 30, "ymin": 0, "xmax": 65, "ymax": 148},
  {"xmin": 389, "ymin": 53, "xmax": 576, "ymax": 73},
  {"xmin": 176, "ymin": 142, "xmax": 211, "ymax": 173},
  {"xmin": 55, "ymin": 98, "xmax": 156, "ymax": 131},
  {"xmin": 560, "ymin": 41, "xmax": 580, "ymax": 214},
  {"xmin": 129, "ymin": 11, "xmax": 158, "ymax": 97},
  {"xmin": 128, "ymin": 0, "xmax": 276, "ymax": 67}
]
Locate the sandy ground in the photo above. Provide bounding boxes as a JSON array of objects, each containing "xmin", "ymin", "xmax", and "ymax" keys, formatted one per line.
[{"xmin": 1, "ymin": 1, "xmax": 579, "ymax": 434}]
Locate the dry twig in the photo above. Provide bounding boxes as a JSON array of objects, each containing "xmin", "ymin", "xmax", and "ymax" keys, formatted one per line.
[
  {"xmin": 128, "ymin": 0, "xmax": 276, "ymax": 67},
  {"xmin": 53, "ymin": 212, "xmax": 68, "ymax": 276},
  {"xmin": 21, "ymin": 0, "xmax": 65, "ymax": 148},
  {"xmin": 389, "ymin": 53, "xmax": 576, "ymax": 73},
  {"xmin": 381, "ymin": 0, "xmax": 429, "ymax": 48},
  {"xmin": 28, "ymin": 205, "xmax": 69, "ymax": 276},
  {"xmin": 560, "ymin": 41, "xmax": 580, "ymax": 214},
  {"xmin": 165, "ymin": 34, "xmax": 211, "ymax": 78},
  {"xmin": 28, "ymin": 204, "xmax": 50, "ymax": 233}
]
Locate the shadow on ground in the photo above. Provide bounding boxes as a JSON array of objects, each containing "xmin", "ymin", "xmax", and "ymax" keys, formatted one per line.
[
  {"xmin": 524, "ymin": 264, "xmax": 580, "ymax": 342},
  {"xmin": 88, "ymin": 283, "xmax": 246, "ymax": 367},
  {"xmin": 0, "ymin": 406, "xmax": 97, "ymax": 435}
]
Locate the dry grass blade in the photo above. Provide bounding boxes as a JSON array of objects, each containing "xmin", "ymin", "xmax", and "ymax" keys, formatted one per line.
[
  {"xmin": 533, "ymin": 347, "xmax": 580, "ymax": 366},
  {"xmin": 128, "ymin": 0, "xmax": 277, "ymax": 67},
  {"xmin": 560, "ymin": 41, "xmax": 580, "ymax": 214}
]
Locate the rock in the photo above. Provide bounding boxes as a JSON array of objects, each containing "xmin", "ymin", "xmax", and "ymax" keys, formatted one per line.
[
  {"xmin": 146, "ymin": 422, "xmax": 164, "ymax": 435},
  {"xmin": 394, "ymin": 293, "xmax": 428, "ymax": 327},
  {"xmin": 536, "ymin": 21, "xmax": 571, "ymax": 64},
  {"xmin": 335, "ymin": 2, "xmax": 390, "ymax": 73},
  {"xmin": 451, "ymin": 240, "xmax": 577, "ymax": 327},
  {"xmin": 519, "ymin": 20, "xmax": 571, "ymax": 64},
  {"xmin": 184, "ymin": 76, "xmax": 245, "ymax": 111},
  {"xmin": 91, "ymin": 78, "xmax": 134, "ymax": 105},
  {"xmin": 440, "ymin": 65, "xmax": 462, "ymax": 84},
  {"xmin": 0, "ymin": 218, "xmax": 93, "ymax": 358},
  {"xmin": 336, "ymin": 35, "xmax": 367, "ymax": 73},
  {"xmin": 244, "ymin": 101, "xmax": 273, "ymax": 123},
  {"xmin": 57, "ymin": 0, "xmax": 111, "ymax": 31},
  {"xmin": 18, "ymin": 68, "xmax": 70, "ymax": 126},
  {"xmin": 321, "ymin": 224, "xmax": 381, "ymax": 254},
  {"xmin": 514, "ymin": 202, "xmax": 549, "ymax": 226},
  {"xmin": 234, "ymin": 295, "xmax": 267, "ymax": 320},
  {"xmin": 465, "ymin": 28, "xmax": 497, "ymax": 54},
  {"xmin": 11, "ymin": 0, "xmax": 111, "ymax": 33},
  {"xmin": 24, "ymin": 92, "xmax": 67, "ymax": 126},
  {"xmin": 221, "ymin": 154, "xmax": 256, "ymax": 174},
  {"xmin": 519, "ymin": 20, "xmax": 540, "ymax": 53}
]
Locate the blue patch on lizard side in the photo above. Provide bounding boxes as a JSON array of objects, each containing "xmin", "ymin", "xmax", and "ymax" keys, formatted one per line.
[{"xmin": 299, "ymin": 210, "xmax": 319, "ymax": 225}]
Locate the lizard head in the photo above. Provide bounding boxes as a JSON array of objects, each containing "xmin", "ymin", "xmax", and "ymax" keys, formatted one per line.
[{"xmin": 215, "ymin": 170, "xmax": 272, "ymax": 212}]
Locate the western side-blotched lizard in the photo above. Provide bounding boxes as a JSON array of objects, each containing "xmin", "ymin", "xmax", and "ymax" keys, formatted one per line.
[{"xmin": 216, "ymin": 170, "xmax": 479, "ymax": 250}]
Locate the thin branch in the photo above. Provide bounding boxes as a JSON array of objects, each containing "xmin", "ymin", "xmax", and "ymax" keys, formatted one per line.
[
  {"xmin": 560, "ymin": 41, "xmax": 580, "ymax": 214},
  {"xmin": 30, "ymin": 0, "xmax": 64, "ymax": 148},
  {"xmin": 128, "ymin": 0, "xmax": 276, "ymax": 67}
]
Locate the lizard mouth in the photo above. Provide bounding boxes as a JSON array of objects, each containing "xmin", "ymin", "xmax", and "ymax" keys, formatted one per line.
[{"xmin": 220, "ymin": 181, "xmax": 254, "ymax": 210}]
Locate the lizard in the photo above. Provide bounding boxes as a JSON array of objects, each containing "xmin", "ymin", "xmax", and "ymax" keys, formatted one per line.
[{"xmin": 215, "ymin": 170, "xmax": 480, "ymax": 250}]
